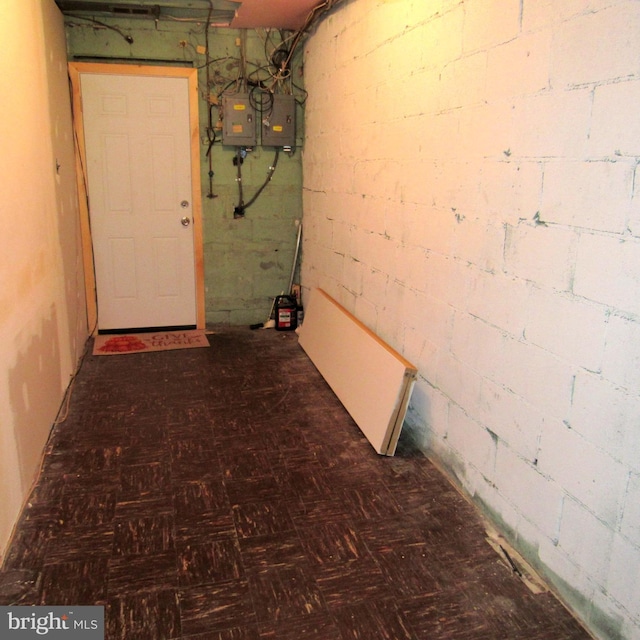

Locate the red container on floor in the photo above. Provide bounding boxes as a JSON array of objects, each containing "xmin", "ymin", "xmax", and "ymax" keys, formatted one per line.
[{"xmin": 275, "ymin": 295, "xmax": 298, "ymax": 331}]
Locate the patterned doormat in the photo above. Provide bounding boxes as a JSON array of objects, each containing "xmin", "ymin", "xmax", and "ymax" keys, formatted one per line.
[{"xmin": 93, "ymin": 330, "xmax": 210, "ymax": 355}]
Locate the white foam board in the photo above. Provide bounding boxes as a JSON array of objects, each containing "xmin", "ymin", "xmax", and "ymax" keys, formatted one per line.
[{"xmin": 298, "ymin": 288, "xmax": 417, "ymax": 456}]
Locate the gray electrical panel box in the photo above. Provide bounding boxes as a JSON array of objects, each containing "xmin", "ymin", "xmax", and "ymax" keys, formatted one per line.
[
  {"xmin": 262, "ymin": 94, "xmax": 296, "ymax": 148},
  {"xmin": 222, "ymin": 93, "xmax": 257, "ymax": 146}
]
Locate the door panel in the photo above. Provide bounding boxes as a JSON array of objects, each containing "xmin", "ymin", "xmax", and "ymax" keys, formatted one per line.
[
  {"xmin": 103, "ymin": 135, "xmax": 132, "ymax": 212},
  {"xmin": 154, "ymin": 237, "xmax": 180, "ymax": 297},
  {"xmin": 80, "ymin": 72, "xmax": 197, "ymax": 331},
  {"xmin": 110, "ymin": 238, "xmax": 137, "ymax": 299}
]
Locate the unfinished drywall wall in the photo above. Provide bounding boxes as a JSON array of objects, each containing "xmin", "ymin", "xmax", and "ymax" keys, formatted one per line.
[
  {"xmin": 301, "ymin": 1, "xmax": 640, "ymax": 638},
  {"xmin": 0, "ymin": 0, "xmax": 87, "ymax": 559},
  {"xmin": 64, "ymin": 19, "xmax": 304, "ymax": 326}
]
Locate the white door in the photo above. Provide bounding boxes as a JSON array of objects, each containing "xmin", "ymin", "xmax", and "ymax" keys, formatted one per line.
[{"xmin": 80, "ymin": 72, "xmax": 197, "ymax": 331}]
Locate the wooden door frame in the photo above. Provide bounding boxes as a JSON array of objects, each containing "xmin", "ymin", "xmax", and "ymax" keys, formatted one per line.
[{"xmin": 68, "ymin": 62, "xmax": 205, "ymax": 333}]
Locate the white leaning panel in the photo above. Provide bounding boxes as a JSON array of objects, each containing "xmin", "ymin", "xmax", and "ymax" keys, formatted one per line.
[{"xmin": 298, "ymin": 288, "xmax": 417, "ymax": 456}]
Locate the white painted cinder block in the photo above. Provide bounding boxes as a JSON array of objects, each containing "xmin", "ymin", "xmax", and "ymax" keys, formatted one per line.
[
  {"xmin": 494, "ymin": 441, "xmax": 563, "ymax": 539},
  {"xmin": 486, "ymin": 30, "xmax": 552, "ymax": 100},
  {"xmin": 446, "ymin": 403, "xmax": 497, "ymax": 479},
  {"xmin": 417, "ymin": 111, "xmax": 463, "ymax": 161},
  {"xmin": 524, "ymin": 287, "xmax": 607, "ymax": 371},
  {"xmin": 324, "ymin": 160, "xmax": 355, "ymax": 195},
  {"xmin": 589, "ymin": 589, "xmax": 640, "ymax": 640},
  {"xmin": 511, "ymin": 89, "xmax": 592, "ymax": 159},
  {"xmin": 478, "ymin": 378, "xmax": 544, "ymax": 462},
  {"xmin": 353, "ymin": 158, "xmax": 403, "ymax": 202},
  {"xmin": 426, "ymin": 254, "xmax": 474, "ymax": 312},
  {"xmin": 365, "ymin": 0, "xmax": 413, "ymax": 44},
  {"xmin": 401, "ymin": 162, "xmax": 438, "ymax": 209},
  {"xmin": 406, "ymin": 0, "xmax": 446, "ymax": 26},
  {"xmin": 537, "ymin": 536, "xmax": 586, "ymax": 604},
  {"xmin": 606, "ymin": 533, "xmax": 640, "ymax": 623},
  {"xmin": 360, "ymin": 266, "xmax": 389, "ymax": 311},
  {"xmin": 353, "ymin": 196, "xmax": 385, "ymax": 238},
  {"xmin": 434, "ymin": 350, "xmax": 483, "ymax": 418},
  {"xmin": 621, "ymin": 472, "xmax": 640, "ymax": 544},
  {"xmin": 402, "ymin": 325, "xmax": 427, "ymax": 374},
  {"xmin": 363, "ymin": 231, "xmax": 397, "ymax": 276},
  {"xmin": 522, "ymin": 1, "xmax": 611, "ymax": 33},
  {"xmin": 330, "ymin": 192, "xmax": 360, "ymax": 228},
  {"xmin": 456, "ymin": 103, "xmax": 516, "ymax": 161},
  {"xmin": 311, "ymin": 206, "xmax": 335, "ymax": 245},
  {"xmin": 540, "ymin": 161, "xmax": 633, "ymax": 234},
  {"xmin": 387, "ymin": 72, "xmax": 439, "ymax": 126},
  {"xmin": 630, "ymin": 168, "xmax": 640, "ymax": 239},
  {"xmin": 462, "ymin": 0, "xmax": 521, "ymax": 53},
  {"xmin": 403, "ymin": 204, "xmax": 455, "ymax": 257},
  {"xmin": 413, "ymin": 338, "xmax": 442, "ymax": 388},
  {"xmin": 330, "ymin": 219, "xmax": 352, "ymax": 258},
  {"xmin": 504, "ymin": 223, "xmax": 577, "ymax": 291},
  {"xmin": 574, "ymin": 234, "xmax": 640, "ymax": 317},
  {"xmin": 557, "ymin": 496, "xmax": 615, "ymax": 585},
  {"xmin": 348, "ymin": 225, "xmax": 376, "ymax": 268},
  {"xmin": 315, "ymin": 245, "xmax": 344, "ymax": 285},
  {"xmin": 537, "ymin": 420, "xmax": 627, "ymax": 526},
  {"xmin": 590, "ymin": 80, "xmax": 640, "ymax": 158},
  {"xmin": 451, "ymin": 312, "xmax": 507, "ymax": 382},
  {"xmin": 476, "ymin": 161, "xmax": 544, "ymax": 227},
  {"xmin": 601, "ymin": 314, "xmax": 640, "ymax": 393},
  {"xmin": 466, "ymin": 270, "xmax": 529, "ymax": 338},
  {"xmin": 569, "ymin": 370, "xmax": 640, "ymax": 472},
  {"xmin": 431, "ymin": 161, "xmax": 482, "ymax": 213},
  {"xmin": 436, "ymin": 51, "xmax": 488, "ymax": 112},
  {"xmin": 498, "ymin": 336, "xmax": 575, "ymax": 420},
  {"xmin": 551, "ymin": 4, "xmax": 640, "ymax": 89},
  {"xmin": 341, "ymin": 257, "xmax": 363, "ymax": 298},
  {"xmin": 451, "ymin": 218, "xmax": 505, "ymax": 273},
  {"xmin": 403, "ymin": 290, "xmax": 454, "ymax": 348},
  {"xmin": 409, "ymin": 380, "xmax": 451, "ymax": 444},
  {"xmin": 352, "ymin": 294, "xmax": 378, "ymax": 334},
  {"xmin": 376, "ymin": 280, "xmax": 407, "ymax": 348},
  {"xmin": 416, "ymin": 5, "xmax": 464, "ymax": 72},
  {"xmin": 385, "ymin": 201, "xmax": 411, "ymax": 246},
  {"xmin": 393, "ymin": 244, "xmax": 428, "ymax": 294}
]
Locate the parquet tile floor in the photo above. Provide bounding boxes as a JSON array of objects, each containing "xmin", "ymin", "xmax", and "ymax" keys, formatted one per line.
[{"xmin": 0, "ymin": 328, "xmax": 592, "ymax": 639}]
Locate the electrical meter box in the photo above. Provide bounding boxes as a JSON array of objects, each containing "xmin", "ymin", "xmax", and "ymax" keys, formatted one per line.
[
  {"xmin": 222, "ymin": 94, "xmax": 257, "ymax": 146},
  {"xmin": 262, "ymin": 94, "xmax": 296, "ymax": 148}
]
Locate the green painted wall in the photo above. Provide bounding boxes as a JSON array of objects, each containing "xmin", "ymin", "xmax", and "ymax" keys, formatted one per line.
[{"xmin": 64, "ymin": 17, "xmax": 304, "ymax": 326}]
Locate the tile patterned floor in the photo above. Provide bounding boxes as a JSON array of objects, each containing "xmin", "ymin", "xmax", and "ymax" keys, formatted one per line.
[{"xmin": 0, "ymin": 328, "xmax": 592, "ymax": 639}]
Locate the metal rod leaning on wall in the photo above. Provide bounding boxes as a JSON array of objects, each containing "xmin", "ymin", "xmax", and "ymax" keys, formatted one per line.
[{"xmin": 288, "ymin": 220, "xmax": 302, "ymax": 295}]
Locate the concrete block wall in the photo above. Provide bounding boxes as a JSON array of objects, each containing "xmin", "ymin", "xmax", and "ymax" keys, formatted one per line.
[
  {"xmin": 64, "ymin": 20, "xmax": 303, "ymax": 325},
  {"xmin": 301, "ymin": 1, "xmax": 640, "ymax": 638}
]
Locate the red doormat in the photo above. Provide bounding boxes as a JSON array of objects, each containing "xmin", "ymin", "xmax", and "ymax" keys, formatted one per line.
[{"xmin": 93, "ymin": 330, "xmax": 210, "ymax": 356}]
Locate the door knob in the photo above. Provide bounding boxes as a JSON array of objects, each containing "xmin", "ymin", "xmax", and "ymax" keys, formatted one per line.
[{"xmin": 181, "ymin": 216, "xmax": 191, "ymax": 227}]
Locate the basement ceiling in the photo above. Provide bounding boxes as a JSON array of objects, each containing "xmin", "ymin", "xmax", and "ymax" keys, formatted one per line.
[{"xmin": 55, "ymin": 0, "xmax": 323, "ymax": 29}]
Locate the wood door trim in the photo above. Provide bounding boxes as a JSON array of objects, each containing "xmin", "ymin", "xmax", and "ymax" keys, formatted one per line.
[{"xmin": 68, "ymin": 62, "xmax": 205, "ymax": 333}]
